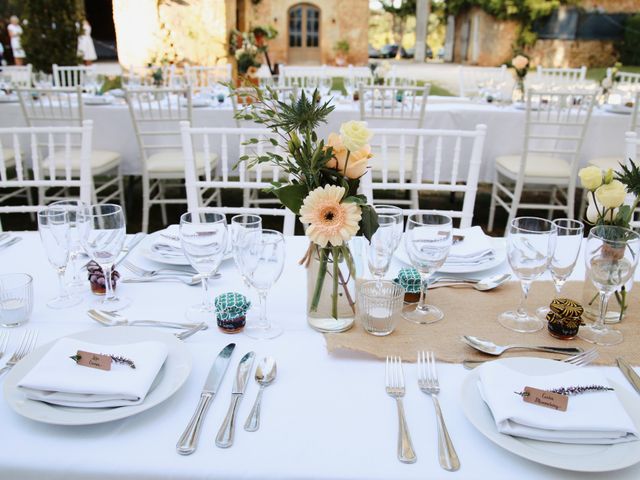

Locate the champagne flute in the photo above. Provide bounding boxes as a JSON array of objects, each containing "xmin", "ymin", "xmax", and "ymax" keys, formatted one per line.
[
  {"xmin": 499, "ymin": 217, "xmax": 557, "ymax": 333},
  {"xmin": 236, "ymin": 229, "xmax": 285, "ymax": 339},
  {"xmin": 79, "ymin": 204, "xmax": 129, "ymax": 310},
  {"xmin": 580, "ymin": 225, "xmax": 640, "ymax": 346},
  {"xmin": 402, "ymin": 214, "xmax": 453, "ymax": 324},
  {"xmin": 230, "ymin": 214, "xmax": 262, "ymax": 279},
  {"xmin": 38, "ymin": 208, "xmax": 81, "ymax": 309},
  {"xmin": 367, "ymin": 205, "xmax": 403, "ymax": 284},
  {"xmin": 180, "ymin": 212, "xmax": 227, "ymax": 322},
  {"xmin": 50, "ymin": 199, "xmax": 86, "ymax": 292}
]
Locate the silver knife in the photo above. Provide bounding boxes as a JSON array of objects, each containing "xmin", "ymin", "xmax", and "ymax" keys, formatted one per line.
[
  {"xmin": 115, "ymin": 232, "xmax": 146, "ymax": 267},
  {"xmin": 616, "ymin": 357, "xmax": 640, "ymax": 395},
  {"xmin": 176, "ymin": 343, "xmax": 236, "ymax": 455},
  {"xmin": 215, "ymin": 351, "xmax": 255, "ymax": 448},
  {"xmin": 0, "ymin": 237, "xmax": 21, "ymax": 251}
]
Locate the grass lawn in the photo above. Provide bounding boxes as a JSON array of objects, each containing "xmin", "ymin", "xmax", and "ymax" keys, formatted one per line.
[
  {"xmin": 587, "ymin": 66, "xmax": 640, "ymax": 82},
  {"xmin": 331, "ymin": 77, "xmax": 454, "ymax": 96}
]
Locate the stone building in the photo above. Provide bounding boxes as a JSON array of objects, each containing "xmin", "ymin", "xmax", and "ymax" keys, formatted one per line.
[{"xmin": 448, "ymin": 0, "xmax": 639, "ymax": 67}]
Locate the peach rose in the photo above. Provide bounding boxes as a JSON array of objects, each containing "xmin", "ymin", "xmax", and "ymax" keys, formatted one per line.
[
  {"xmin": 325, "ymin": 133, "xmax": 372, "ymax": 179},
  {"xmin": 512, "ymin": 55, "xmax": 529, "ymax": 70}
]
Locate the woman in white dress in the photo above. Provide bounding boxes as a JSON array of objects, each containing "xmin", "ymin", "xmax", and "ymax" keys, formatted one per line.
[
  {"xmin": 7, "ymin": 15, "xmax": 25, "ymax": 66},
  {"xmin": 78, "ymin": 19, "xmax": 97, "ymax": 65}
]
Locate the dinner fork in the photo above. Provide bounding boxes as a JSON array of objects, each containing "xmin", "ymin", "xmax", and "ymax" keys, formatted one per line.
[
  {"xmin": 417, "ymin": 351, "xmax": 460, "ymax": 472},
  {"xmin": 0, "ymin": 332, "xmax": 10, "ymax": 360},
  {"xmin": 0, "ymin": 330, "xmax": 38, "ymax": 377},
  {"xmin": 385, "ymin": 356, "xmax": 417, "ymax": 464},
  {"xmin": 462, "ymin": 348, "xmax": 599, "ymax": 370},
  {"xmin": 122, "ymin": 260, "xmax": 198, "ymax": 277}
]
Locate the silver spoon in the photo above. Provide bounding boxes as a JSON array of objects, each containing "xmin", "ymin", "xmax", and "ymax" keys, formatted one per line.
[
  {"xmin": 244, "ymin": 357, "xmax": 277, "ymax": 432},
  {"xmin": 461, "ymin": 335, "xmax": 583, "ymax": 356},
  {"xmin": 88, "ymin": 309, "xmax": 207, "ymax": 330},
  {"xmin": 429, "ymin": 273, "xmax": 511, "ymax": 291},
  {"xmin": 121, "ymin": 274, "xmax": 207, "ymax": 286}
]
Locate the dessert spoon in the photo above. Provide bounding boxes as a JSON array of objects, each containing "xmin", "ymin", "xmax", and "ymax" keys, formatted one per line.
[
  {"xmin": 461, "ymin": 335, "xmax": 583, "ymax": 356},
  {"xmin": 244, "ymin": 357, "xmax": 277, "ymax": 432}
]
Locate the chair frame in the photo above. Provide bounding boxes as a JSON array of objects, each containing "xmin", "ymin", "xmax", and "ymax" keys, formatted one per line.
[
  {"xmin": 183, "ymin": 65, "xmax": 232, "ymax": 95},
  {"xmin": 0, "ymin": 64, "xmax": 32, "ymax": 87},
  {"xmin": 458, "ymin": 65, "xmax": 507, "ymax": 98},
  {"xmin": 52, "ymin": 64, "xmax": 96, "ymax": 88},
  {"xmin": 535, "ymin": 66, "xmax": 587, "ymax": 85},
  {"xmin": 358, "ymin": 84, "xmax": 430, "ymax": 128}
]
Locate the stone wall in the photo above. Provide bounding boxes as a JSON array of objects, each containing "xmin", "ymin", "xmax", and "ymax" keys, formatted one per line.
[{"xmin": 526, "ymin": 40, "xmax": 618, "ymax": 68}]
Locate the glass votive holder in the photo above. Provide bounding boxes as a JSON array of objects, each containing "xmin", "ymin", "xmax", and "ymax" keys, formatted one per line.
[
  {"xmin": 0, "ymin": 273, "xmax": 34, "ymax": 327},
  {"xmin": 358, "ymin": 280, "xmax": 405, "ymax": 336}
]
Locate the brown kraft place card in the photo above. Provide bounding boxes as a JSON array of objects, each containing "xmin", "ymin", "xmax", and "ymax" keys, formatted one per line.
[
  {"xmin": 522, "ymin": 386, "xmax": 568, "ymax": 412},
  {"xmin": 72, "ymin": 350, "xmax": 112, "ymax": 371}
]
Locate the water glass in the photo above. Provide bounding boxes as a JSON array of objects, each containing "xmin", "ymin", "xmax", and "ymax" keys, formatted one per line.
[
  {"xmin": 499, "ymin": 217, "xmax": 557, "ymax": 333},
  {"xmin": 230, "ymin": 214, "xmax": 262, "ymax": 280},
  {"xmin": 319, "ymin": 76, "xmax": 332, "ymax": 96},
  {"xmin": 367, "ymin": 206, "xmax": 402, "ymax": 282},
  {"xmin": 358, "ymin": 280, "xmax": 405, "ymax": 336},
  {"xmin": 402, "ymin": 213, "xmax": 453, "ymax": 325},
  {"xmin": 50, "ymin": 199, "xmax": 87, "ymax": 291},
  {"xmin": 0, "ymin": 273, "xmax": 33, "ymax": 327}
]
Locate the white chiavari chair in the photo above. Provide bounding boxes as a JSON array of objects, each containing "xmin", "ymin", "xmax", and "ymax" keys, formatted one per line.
[
  {"xmin": 230, "ymin": 85, "xmax": 299, "ymax": 126},
  {"xmin": 488, "ymin": 90, "xmax": 596, "ymax": 231},
  {"xmin": 180, "ymin": 122, "xmax": 295, "ymax": 235},
  {"xmin": 0, "ymin": 64, "xmax": 32, "ymax": 87},
  {"xmin": 533, "ymin": 66, "xmax": 587, "ymax": 88},
  {"xmin": 0, "ymin": 121, "xmax": 92, "ymax": 230},
  {"xmin": 52, "ymin": 64, "xmax": 96, "ymax": 88},
  {"xmin": 16, "ymin": 86, "xmax": 124, "ymax": 207},
  {"xmin": 607, "ymin": 69, "xmax": 640, "ymax": 91},
  {"xmin": 279, "ymin": 65, "xmax": 329, "ymax": 90},
  {"xmin": 458, "ymin": 64, "xmax": 508, "ymax": 98},
  {"xmin": 624, "ymin": 131, "xmax": 640, "ymax": 227},
  {"xmin": 123, "ymin": 65, "xmax": 178, "ymax": 88},
  {"xmin": 383, "ymin": 66, "xmax": 418, "ymax": 87},
  {"xmin": 360, "ymin": 125, "xmax": 487, "ymax": 228},
  {"xmin": 183, "ymin": 65, "xmax": 232, "ymax": 95}
]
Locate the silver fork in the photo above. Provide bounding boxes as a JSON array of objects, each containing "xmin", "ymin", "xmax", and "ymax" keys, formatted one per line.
[
  {"xmin": 385, "ymin": 356, "xmax": 417, "ymax": 464},
  {"xmin": 122, "ymin": 260, "xmax": 197, "ymax": 277},
  {"xmin": 462, "ymin": 348, "xmax": 599, "ymax": 370},
  {"xmin": 0, "ymin": 331, "xmax": 10, "ymax": 360},
  {"xmin": 418, "ymin": 351, "xmax": 460, "ymax": 472},
  {"xmin": 0, "ymin": 330, "xmax": 38, "ymax": 377}
]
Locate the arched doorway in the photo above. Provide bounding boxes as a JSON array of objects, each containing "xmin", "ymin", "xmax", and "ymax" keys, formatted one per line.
[{"xmin": 288, "ymin": 3, "xmax": 321, "ymax": 65}]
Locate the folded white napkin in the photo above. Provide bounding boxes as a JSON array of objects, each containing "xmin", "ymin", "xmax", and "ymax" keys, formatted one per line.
[
  {"xmin": 477, "ymin": 362, "xmax": 639, "ymax": 444},
  {"xmin": 151, "ymin": 225, "xmax": 184, "ymax": 257},
  {"xmin": 18, "ymin": 338, "xmax": 168, "ymax": 408},
  {"xmin": 445, "ymin": 226, "xmax": 494, "ymax": 265}
]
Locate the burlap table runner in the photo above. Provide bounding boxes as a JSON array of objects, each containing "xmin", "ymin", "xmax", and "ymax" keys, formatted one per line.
[{"xmin": 325, "ymin": 281, "xmax": 640, "ymax": 366}]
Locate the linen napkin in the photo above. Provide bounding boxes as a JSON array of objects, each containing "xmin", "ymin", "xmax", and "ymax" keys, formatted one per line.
[
  {"xmin": 18, "ymin": 338, "xmax": 168, "ymax": 408},
  {"xmin": 151, "ymin": 225, "xmax": 183, "ymax": 257},
  {"xmin": 477, "ymin": 362, "xmax": 639, "ymax": 444},
  {"xmin": 445, "ymin": 226, "xmax": 494, "ymax": 266}
]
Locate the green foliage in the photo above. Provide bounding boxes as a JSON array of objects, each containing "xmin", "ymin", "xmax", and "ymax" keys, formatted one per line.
[
  {"xmin": 616, "ymin": 159, "xmax": 640, "ymax": 199},
  {"xmin": 620, "ymin": 14, "xmax": 640, "ymax": 66},
  {"xmin": 334, "ymin": 40, "xmax": 350, "ymax": 54},
  {"xmin": 21, "ymin": 0, "xmax": 82, "ymax": 74}
]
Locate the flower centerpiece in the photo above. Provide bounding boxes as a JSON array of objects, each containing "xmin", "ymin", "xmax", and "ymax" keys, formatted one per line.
[
  {"xmin": 231, "ymin": 87, "xmax": 379, "ymax": 332},
  {"xmin": 229, "ymin": 26, "xmax": 277, "ymax": 85},
  {"xmin": 600, "ymin": 62, "xmax": 622, "ymax": 104},
  {"xmin": 511, "ymin": 54, "xmax": 529, "ymax": 102},
  {"xmin": 578, "ymin": 162, "xmax": 640, "ymax": 322},
  {"xmin": 370, "ymin": 61, "xmax": 391, "ymax": 86}
]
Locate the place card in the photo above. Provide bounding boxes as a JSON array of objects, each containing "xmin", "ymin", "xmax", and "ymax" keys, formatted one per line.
[
  {"xmin": 71, "ymin": 350, "xmax": 112, "ymax": 371},
  {"xmin": 521, "ymin": 386, "xmax": 568, "ymax": 412}
]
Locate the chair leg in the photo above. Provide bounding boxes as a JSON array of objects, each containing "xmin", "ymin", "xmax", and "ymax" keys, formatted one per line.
[
  {"xmin": 579, "ymin": 188, "xmax": 588, "ymax": 220},
  {"xmin": 117, "ymin": 169, "xmax": 126, "ymax": 208},
  {"xmin": 243, "ymin": 188, "xmax": 251, "ymax": 208},
  {"xmin": 38, "ymin": 187, "xmax": 46, "ymax": 208},
  {"xmin": 142, "ymin": 174, "xmax": 150, "ymax": 234},
  {"xmin": 488, "ymin": 179, "xmax": 498, "ymax": 232},
  {"xmin": 91, "ymin": 178, "xmax": 99, "ymax": 205},
  {"xmin": 158, "ymin": 180, "xmax": 168, "ymax": 226},
  {"xmin": 411, "ymin": 190, "xmax": 419, "ymax": 209},
  {"xmin": 216, "ymin": 188, "xmax": 222, "ymax": 208},
  {"xmin": 506, "ymin": 181, "xmax": 524, "ymax": 230},
  {"xmin": 566, "ymin": 186, "xmax": 575, "ymax": 220}
]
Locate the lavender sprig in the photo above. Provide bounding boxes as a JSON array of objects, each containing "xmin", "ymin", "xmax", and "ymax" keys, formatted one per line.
[
  {"xmin": 515, "ymin": 385, "xmax": 614, "ymax": 397},
  {"xmin": 105, "ymin": 354, "xmax": 136, "ymax": 369}
]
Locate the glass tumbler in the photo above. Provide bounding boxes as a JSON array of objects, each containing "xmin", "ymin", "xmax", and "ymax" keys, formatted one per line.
[
  {"xmin": 358, "ymin": 280, "xmax": 405, "ymax": 336},
  {"xmin": 0, "ymin": 273, "xmax": 34, "ymax": 327}
]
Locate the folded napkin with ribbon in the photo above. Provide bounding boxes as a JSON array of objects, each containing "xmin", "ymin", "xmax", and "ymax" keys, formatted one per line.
[
  {"xmin": 18, "ymin": 338, "xmax": 168, "ymax": 408},
  {"xmin": 477, "ymin": 362, "xmax": 639, "ymax": 444},
  {"xmin": 445, "ymin": 226, "xmax": 494, "ymax": 265}
]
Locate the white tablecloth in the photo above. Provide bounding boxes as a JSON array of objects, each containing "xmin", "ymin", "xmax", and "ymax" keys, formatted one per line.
[
  {"xmin": 1, "ymin": 232, "xmax": 640, "ymax": 479},
  {"xmin": 0, "ymin": 99, "xmax": 631, "ymax": 181}
]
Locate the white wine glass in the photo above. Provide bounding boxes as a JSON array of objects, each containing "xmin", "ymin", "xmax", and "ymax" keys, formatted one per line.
[
  {"xmin": 402, "ymin": 213, "xmax": 452, "ymax": 324},
  {"xmin": 499, "ymin": 217, "xmax": 557, "ymax": 333},
  {"xmin": 180, "ymin": 212, "xmax": 227, "ymax": 322},
  {"xmin": 50, "ymin": 199, "xmax": 87, "ymax": 292},
  {"xmin": 236, "ymin": 229, "xmax": 285, "ymax": 339},
  {"xmin": 367, "ymin": 205, "xmax": 403, "ymax": 283},
  {"xmin": 230, "ymin": 214, "xmax": 262, "ymax": 282},
  {"xmin": 38, "ymin": 208, "xmax": 81, "ymax": 309},
  {"xmin": 79, "ymin": 204, "xmax": 129, "ymax": 310},
  {"xmin": 580, "ymin": 225, "xmax": 640, "ymax": 346},
  {"xmin": 319, "ymin": 76, "xmax": 332, "ymax": 96}
]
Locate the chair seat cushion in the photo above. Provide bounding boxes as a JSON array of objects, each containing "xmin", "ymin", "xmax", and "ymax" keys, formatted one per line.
[
  {"xmin": 44, "ymin": 149, "xmax": 121, "ymax": 171},
  {"xmin": 1, "ymin": 148, "xmax": 16, "ymax": 167},
  {"xmin": 147, "ymin": 150, "xmax": 218, "ymax": 174},
  {"xmin": 496, "ymin": 154, "xmax": 571, "ymax": 178},
  {"xmin": 589, "ymin": 156, "xmax": 624, "ymax": 172}
]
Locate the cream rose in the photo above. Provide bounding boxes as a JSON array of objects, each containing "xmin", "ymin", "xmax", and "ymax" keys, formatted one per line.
[
  {"xmin": 578, "ymin": 166, "xmax": 603, "ymax": 191},
  {"xmin": 512, "ymin": 55, "xmax": 529, "ymax": 70},
  {"xmin": 339, "ymin": 121, "xmax": 372, "ymax": 152},
  {"xmin": 595, "ymin": 180, "xmax": 626, "ymax": 209},
  {"xmin": 325, "ymin": 133, "xmax": 372, "ymax": 179}
]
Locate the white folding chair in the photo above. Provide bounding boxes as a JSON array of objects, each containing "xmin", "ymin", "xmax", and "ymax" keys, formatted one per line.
[
  {"xmin": 183, "ymin": 65, "xmax": 232, "ymax": 95},
  {"xmin": 360, "ymin": 125, "xmax": 487, "ymax": 228},
  {"xmin": 488, "ymin": 90, "xmax": 597, "ymax": 231},
  {"xmin": 534, "ymin": 66, "xmax": 587, "ymax": 88},
  {"xmin": 359, "ymin": 85, "xmax": 429, "ymax": 128},
  {"xmin": 52, "ymin": 64, "xmax": 96, "ymax": 88},
  {"xmin": 16, "ymin": 87, "xmax": 124, "ymax": 208},
  {"xmin": 124, "ymin": 64, "xmax": 177, "ymax": 88},
  {"xmin": 0, "ymin": 121, "xmax": 93, "ymax": 230},
  {"xmin": 458, "ymin": 65, "xmax": 507, "ymax": 98},
  {"xmin": 0, "ymin": 64, "xmax": 32, "ymax": 87},
  {"xmin": 180, "ymin": 122, "xmax": 295, "ymax": 235}
]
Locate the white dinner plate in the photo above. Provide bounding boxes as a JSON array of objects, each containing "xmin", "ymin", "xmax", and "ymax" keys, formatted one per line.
[
  {"xmin": 461, "ymin": 357, "xmax": 640, "ymax": 472},
  {"xmin": 602, "ymin": 104, "xmax": 633, "ymax": 115},
  {"xmin": 3, "ymin": 327, "xmax": 192, "ymax": 426},
  {"xmin": 394, "ymin": 237, "xmax": 506, "ymax": 274},
  {"xmin": 83, "ymin": 95, "xmax": 114, "ymax": 106}
]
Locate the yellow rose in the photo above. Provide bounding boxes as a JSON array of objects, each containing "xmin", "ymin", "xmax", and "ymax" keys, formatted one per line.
[
  {"xmin": 325, "ymin": 133, "xmax": 372, "ymax": 179},
  {"xmin": 512, "ymin": 55, "xmax": 529, "ymax": 70},
  {"xmin": 595, "ymin": 180, "xmax": 626, "ymax": 209},
  {"xmin": 578, "ymin": 166, "xmax": 603, "ymax": 191},
  {"xmin": 339, "ymin": 120, "xmax": 372, "ymax": 152}
]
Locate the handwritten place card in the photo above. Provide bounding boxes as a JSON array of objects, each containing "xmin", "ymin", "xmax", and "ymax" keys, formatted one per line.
[
  {"xmin": 522, "ymin": 386, "xmax": 568, "ymax": 412},
  {"xmin": 74, "ymin": 350, "xmax": 112, "ymax": 371}
]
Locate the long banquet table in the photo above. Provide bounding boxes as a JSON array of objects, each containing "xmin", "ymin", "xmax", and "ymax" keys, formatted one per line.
[
  {"xmin": 1, "ymin": 232, "xmax": 640, "ymax": 479},
  {"xmin": 0, "ymin": 97, "xmax": 631, "ymax": 182}
]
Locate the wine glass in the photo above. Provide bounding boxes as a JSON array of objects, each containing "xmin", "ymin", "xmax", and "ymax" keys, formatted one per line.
[
  {"xmin": 367, "ymin": 205, "xmax": 403, "ymax": 283},
  {"xmin": 236, "ymin": 229, "xmax": 285, "ymax": 339},
  {"xmin": 402, "ymin": 213, "xmax": 453, "ymax": 324},
  {"xmin": 536, "ymin": 218, "xmax": 584, "ymax": 319},
  {"xmin": 38, "ymin": 208, "xmax": 81, "ymax": 309},
  {"xmin": 319, "ymin": 76, "xmax": 332, "ymax": 97},
  {"xmin": 78, "ymin": 204, "xmax": 129, "ymax": 310},
  {"xmin": 50, "ymin": 199, "xmax": 87, "ymax": 292},
  {"xmin": 230, "ymin": 214, "xmax": 262, "ymax": 277},
  {"xmin": 499, "ymin": 217, "xmax": 557, "ymax": 333},
  {"xmin": 179, "ymin": 212, "xmax": 227, "ymax": 322},
  {"xmin": 580, "ymin": 225, "xmax": 640, "ymax": 346},
  {"xmin": 343, "ymin": 76, "xmax": 354, "ymax": 99}
]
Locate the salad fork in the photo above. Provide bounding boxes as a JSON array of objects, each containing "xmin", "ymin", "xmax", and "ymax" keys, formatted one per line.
[
  {"xmin": 462, "ymin": 348, "xmax": 599, "ymax": 370},
  {"xmin": 122, "ymin": 260, "xmax": 198, "ymax": 277},
  {"xmin": 0, "ymin": 332, "xmax": 10, "ymax": 360},
  {"xmin": 0, "ymin": 330, "xmax": 38, "ymax": 377},
  {"xmin": 385, "ymin": 356, "xmax": 417, "ymax": 463},
  {"xmin": 417, "ymin": 351, "xmax": 460, "ymax": 471}
]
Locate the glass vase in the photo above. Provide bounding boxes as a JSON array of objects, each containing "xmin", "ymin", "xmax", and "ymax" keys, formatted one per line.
[
  {"xmin": 581, "ymin": 279, "xmax": 633, "ymax": 324},
  {"xmin": 306, "ymin": 244, "xmax": 356, "ymax": 333},
  {"xmin": 512, "ymin": 78, "xmax": 525, "ymax": 102}
]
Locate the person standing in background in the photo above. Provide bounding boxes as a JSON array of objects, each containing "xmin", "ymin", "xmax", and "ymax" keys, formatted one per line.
[
  {"xmin": 7, "ymin": 15, "xmax": 25, "ymax": 66},
  {"xmin": 77, "ymin": 19, "xmax": 97, "ymax": 65}
]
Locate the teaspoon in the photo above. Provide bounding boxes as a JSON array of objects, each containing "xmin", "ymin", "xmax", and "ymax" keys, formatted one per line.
[
  {"xmin": 244, "ymin": 357, "xmax": 277, "ymax": 432},
  {"xmin": 429, "ymin": 273, "xmax": 511, "ymax": 291},
  {"xmin": 461, "ymin": 335, "xmax": 583, "ymax": 356}
]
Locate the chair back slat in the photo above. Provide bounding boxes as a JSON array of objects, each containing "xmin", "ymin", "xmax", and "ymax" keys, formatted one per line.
[
  {"xmin": 13, "ymin": 134, "xmax": 23, "ymax": 182},
  {"xmin": 184, "ymin": 65, "xmax": 232, "ymax": 94},
  {"xmin": 359, "ymin": 85, "xmax": 429, "ymax": 127},
  {"xmin": 17, "ymin": 87, "xmax": 83, "ymax": 126},
  {"xmin": 0, "ymin": 64, "xmax": 32, "ymax": 87},
  {"xmin": 52, "ymin": 64, "xmax": 96, "ymax": 88},
  {"xmin": 458, "ymin": 65, "xmax": 507, "ymax": 98}
]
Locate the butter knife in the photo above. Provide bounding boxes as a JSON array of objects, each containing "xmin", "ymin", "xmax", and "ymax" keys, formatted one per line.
[
  {"xmin": 176, "ymin": 343, "xmax": 235, "ymax": 455},
  {"xmin": 616, "ymin": 357, "xmax": 640, "ymax": 395},
  {"xmin": 215, "ymin": 351, "xmax": 255, "ymax": 448}
]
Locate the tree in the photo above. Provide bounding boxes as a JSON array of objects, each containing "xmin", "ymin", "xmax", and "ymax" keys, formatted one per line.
[
  {"xmin": 381, "ymin": 0, "xmax": 416, "ymax": 55},
  {"xmin": 21, "ymin": 0, "xmax": 83, "ymax": 74}
]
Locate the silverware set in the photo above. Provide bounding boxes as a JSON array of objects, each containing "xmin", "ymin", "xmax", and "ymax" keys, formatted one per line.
[
  {"xmin": 0, "ymin": 330, "xmax": 39, "ymax": 377},
  {"xmin": 0, "ymin": 234, "xmax": 22, "ymax": 251},
  {"xmin": 87, "ymin": 309, "xmax": 207, "ymax": 340},
  {"xmin": 463, "ymin": 348, "xmax": 599, "ymax": 369},
  {"xmin": 121, "ymin": 260, "xmax": 218, "ymax": 285}
]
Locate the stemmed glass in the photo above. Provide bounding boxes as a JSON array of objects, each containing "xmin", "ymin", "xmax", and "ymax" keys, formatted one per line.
[
  {"xmin": 367, "ymin": 205, "xmax": 403, "ymax": 284},
  {"xmin": 319, "ymin": 77, "xmax": 332, "ymax": 97},
  {"xmin": 580, "ymin": 225, "xmax": 640, "ymax": 346},
  {"xmin": 230, "ymin": 214, "xmax": 262, "ymax": 279},
  {"xmin": 499, "ymin": 217, "xmax": 557, "ymax": 333},
  {"xmin": 38, "ymin": 208, "xmax": 81, "ymax": 309},
  {"xmin": 402, "ymin": 213, "xmax": 453, "ymax": 324},
  {"xmin": 536, "ymin": 218, "xmax": 584, "ymax": 319},
  {"xmin": 343, "ymin": 76, "xmax": 354, "ymax": 99},
  {"xmin": 179, "ymin": 212, "xmax": 228, "ymax": 322},
  {"xmin": 79, "ymin": 204, "xmax": 129, "ymax": 310},
  {"xmin": 50, "ymin": 200, "xmax": 86, "ymax": 292},
  {"xmin": 236, "ymin": 229, "xmax": 286, "ymax": 339}
]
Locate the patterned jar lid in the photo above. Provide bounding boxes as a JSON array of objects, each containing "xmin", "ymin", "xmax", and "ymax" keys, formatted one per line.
[
  {"xmin": 214, "ymin": 292, "xmax": 251, "ymax": 321},
  {"xmin": 393, "ymin": 268, "xmax": 421, "ymax": 294},
  {"xmin": 549, "ymin": 298, "xmax": 583, "ymax": 318}
]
